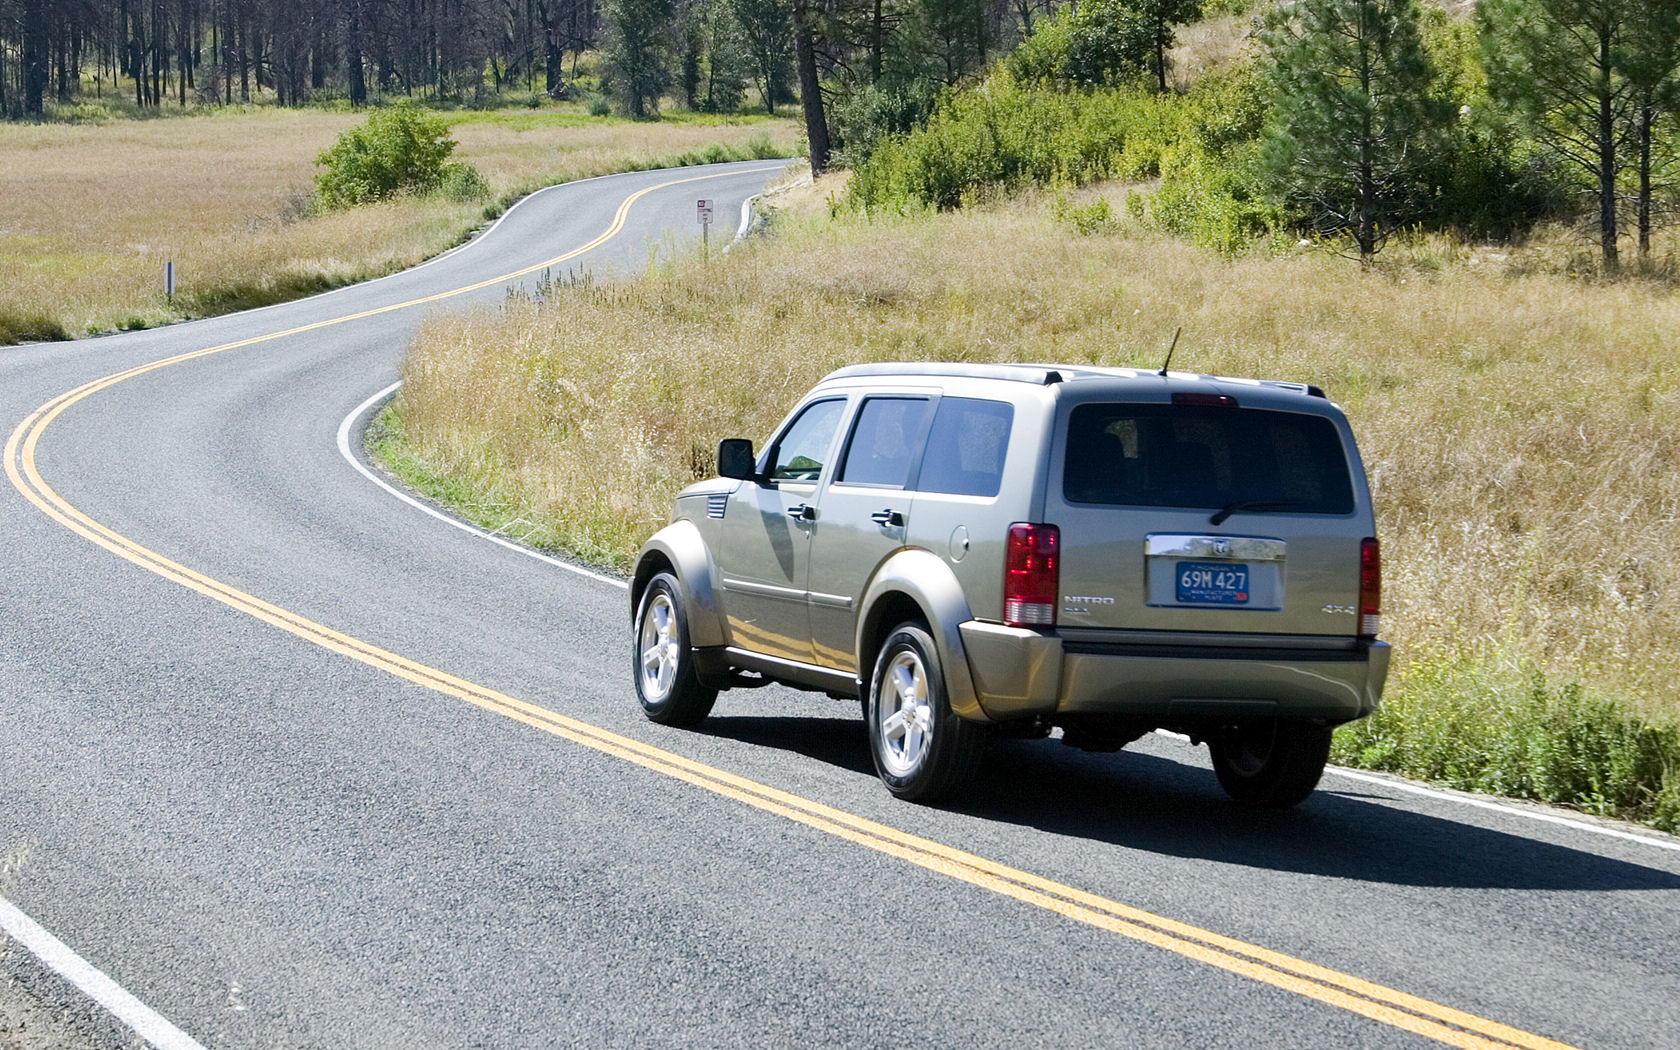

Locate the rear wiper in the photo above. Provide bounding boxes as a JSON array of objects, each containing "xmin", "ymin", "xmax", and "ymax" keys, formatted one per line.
[{"xmin": 1209, "ymin": 500, "xmax": 1310, "ymax": 526}]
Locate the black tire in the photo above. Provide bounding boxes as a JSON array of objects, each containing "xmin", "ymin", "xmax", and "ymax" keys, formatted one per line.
[
  {"xmin": 866, "ymin": 624, "xmax": 985, "ymax": 802},
  {"xmin": 1208, "ymin": 720, "xmax": 1332, "ymax": 809},
  {"xmin": 632, "ymin": 572, "xmax": 717, "ymax": 727}
]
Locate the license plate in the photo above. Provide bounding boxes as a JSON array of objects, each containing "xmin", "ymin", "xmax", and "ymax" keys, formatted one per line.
[{"xmin": 1177, "ymin": 562, "xmax": 1249, "ymax": 605}]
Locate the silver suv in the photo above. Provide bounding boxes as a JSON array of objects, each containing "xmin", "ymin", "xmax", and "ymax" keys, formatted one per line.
[{"xmin": 630, "ymin": 363, "xmax": 1389, "ymax": 807}]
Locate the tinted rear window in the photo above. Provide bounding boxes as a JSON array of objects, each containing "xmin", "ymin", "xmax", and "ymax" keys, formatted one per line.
[
  {"xmin": 916, "ymin": 398, "xmax": 1013, "ymax": 498},
  {"xmin": 1062, "ymin": 403, "xmax": 1355, "ymax": 513}
]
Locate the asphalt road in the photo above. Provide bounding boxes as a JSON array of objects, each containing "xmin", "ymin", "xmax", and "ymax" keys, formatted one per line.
[{"xmin": 2, "ymin": 161, "xmax": 1678, "ymax": 1050}]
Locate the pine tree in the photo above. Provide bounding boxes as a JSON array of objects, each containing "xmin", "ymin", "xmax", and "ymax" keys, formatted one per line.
[
  {"xmin": 1138, "ymin": 0, "xmax": 1203, "ymax": 92},
  {"xmin": 1262, "ymin": 0, "xmax": 1443, "ymax": 267},
  {"xmin": 1621, "ymin": 0, "xmax": 1680, "ymax": 261},
  {"xmin": 1480, "ymin": 0, "xmax": 1637, "ymax": 270}
]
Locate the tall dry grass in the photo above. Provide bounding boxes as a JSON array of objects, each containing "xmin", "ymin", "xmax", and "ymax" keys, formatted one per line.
[
  {"xmin": 0, "ymin": 106, "xmax": 798, "ymax": 341},
  {"xmin": 392, "ymin": 188, "xmax": 1680, "ymax": 730}
]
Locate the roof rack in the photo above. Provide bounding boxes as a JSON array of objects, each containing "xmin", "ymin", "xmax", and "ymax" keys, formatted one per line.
[
  {"xmin": 823, "ymin": 362, "xmax": 1068, "ymax": 386},
  {"xmin": 821, "ymin": 362, "xmax": 1329, "ymax": 398}
]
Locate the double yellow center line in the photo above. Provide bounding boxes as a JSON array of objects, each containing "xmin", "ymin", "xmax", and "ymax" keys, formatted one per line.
[{"xmin": 4, "ymin": 169, "xmax": 1580, "ymax": 1050}]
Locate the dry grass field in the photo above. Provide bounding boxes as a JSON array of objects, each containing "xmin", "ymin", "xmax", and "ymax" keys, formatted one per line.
[
  {"xmin": 0, "ymin": 105, "xmax": 798, "ymax": 342},
  {"xmin": 391, "ymin": 186, "xmax": 1679, "ymax": 707},
  {"xmin": 383, "ymin": 182, "xmax": 1680, "ymax": 825}
]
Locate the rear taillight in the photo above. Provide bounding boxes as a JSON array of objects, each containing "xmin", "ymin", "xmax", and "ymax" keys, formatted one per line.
[
  {"xmin": 1359, "ymin": 537, "xmax": 1381, "ymax": 640},
  {"xmin": 1004, "ymin": 523, "xmax": 1060, "ymax": 628}
]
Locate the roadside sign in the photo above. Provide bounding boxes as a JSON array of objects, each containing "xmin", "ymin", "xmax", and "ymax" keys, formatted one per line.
[{"xmin": 698, "ymin": 199, "xmax": 715, "ymax": 258}]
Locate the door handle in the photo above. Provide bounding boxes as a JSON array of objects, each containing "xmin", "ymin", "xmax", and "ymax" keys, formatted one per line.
[
  {"xmin": 870, "ymin": 508, "xmax": 905, "ymax": 528},
  {"xmin": 787, "ymin": 504, "xmax": 817, "ymax": 521}
]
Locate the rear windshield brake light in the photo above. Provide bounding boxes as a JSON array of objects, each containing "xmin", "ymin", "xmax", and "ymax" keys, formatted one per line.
[{"xmin": 1171, "ymin": 392, "xmax": 1238, "ymax": 408}]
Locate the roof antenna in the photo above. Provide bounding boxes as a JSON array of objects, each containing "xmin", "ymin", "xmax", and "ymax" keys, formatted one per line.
[{"xmin": 1157, "ymin": 327, "xmax": 1182, "ymax": 377}]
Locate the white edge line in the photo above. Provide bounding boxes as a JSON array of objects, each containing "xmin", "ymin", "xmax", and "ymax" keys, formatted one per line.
[
  {"xmin": 1153, "ymin": 730, "xmax": 1680, "ymax": 855},
  {"xmin": 336, "ymin": 383, "xmax": 629, "ymax": 592},
  {"xmin": 1321, "ymin": 765, "xmax": 1680, "ymax": 854},
  {"xmin": 0, "ymin": 895, "xmax": 207, "ymax": 1050}
]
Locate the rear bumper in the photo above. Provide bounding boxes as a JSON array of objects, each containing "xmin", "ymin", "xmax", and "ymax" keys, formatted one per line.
[{"xmin": 958, "ymin": 622, "xmax": 1389, "ymax": 724}]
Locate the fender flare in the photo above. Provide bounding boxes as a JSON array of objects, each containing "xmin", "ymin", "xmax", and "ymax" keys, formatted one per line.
[
  {"xmin": 631, "ymin": 520, "xmax": 728, "ymax": 649},
  {"xmin": 856, "ymin": 549, "xmax": 988, "ymax": 722}
]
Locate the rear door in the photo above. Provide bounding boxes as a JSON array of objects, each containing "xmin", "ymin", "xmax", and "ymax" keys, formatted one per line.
[{"xmin": 1053, "ymin": 399, "xmax": 1366, "ymax": 637}]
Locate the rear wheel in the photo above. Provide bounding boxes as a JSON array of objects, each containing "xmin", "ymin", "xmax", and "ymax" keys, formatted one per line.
[
  {"xmin": 633, "ymin": 572, "xmax": 717, "ymax": 727},
  {"xmin": 866, "ymin": 624, "xmax": 985, "ymax": 802},
  {"xmin": 1208, "ymin": 720, "xmax": 1332, "ymax": 809}
]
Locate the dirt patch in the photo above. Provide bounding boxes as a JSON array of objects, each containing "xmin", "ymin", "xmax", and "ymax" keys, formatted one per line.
[{"xmin": 757, "ymin": 168, "xmax": 849, "ymax": 222}]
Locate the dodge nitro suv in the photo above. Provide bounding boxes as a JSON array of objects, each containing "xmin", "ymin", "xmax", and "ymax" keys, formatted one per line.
[{"xmin": 630, "ymin": 363, "xmax": 1389, "ymax": 807}]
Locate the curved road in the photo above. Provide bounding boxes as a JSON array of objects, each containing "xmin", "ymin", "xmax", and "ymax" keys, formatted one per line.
[{"xmin": 2, "ymin": 162, "xmax": 1677, "ymax": 1050}]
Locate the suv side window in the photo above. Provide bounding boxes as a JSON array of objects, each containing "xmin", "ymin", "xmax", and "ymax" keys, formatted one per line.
[
  {"xmin": 914, "ymin": 397, "xmax": 1013, "ymax": 498},
  {"xmin": 767, "ymin": 399, "xmax": 847, "ymax": 482},
  {"xmin": 837, "ymin": 397, "xmax": 932, "ymax": 488}
]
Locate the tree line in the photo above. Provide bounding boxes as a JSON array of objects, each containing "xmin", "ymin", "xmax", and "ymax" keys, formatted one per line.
[
  {"xmin": 1265, "ymin": 0, "xmax": 1680, "ymax": 270},
  {"xmin": 0, "ymin": 0, "xmax": 600, "ymax": 113},
  {"xmin": 0, "ymin": 0, "xmax": 1050, "ymax": 118}
]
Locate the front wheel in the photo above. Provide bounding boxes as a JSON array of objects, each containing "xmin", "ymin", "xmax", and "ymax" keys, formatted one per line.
[
  {"xmin": 866, "ymin": 624, "xmax": 984, "ymax": 802},
  {"xmin": 1208, "ymin": 720, "xmax": 1332, "ymax": 809},
  {"xmin": 633, "ymin": 572, "xmax": 717, "ymax": 727}
]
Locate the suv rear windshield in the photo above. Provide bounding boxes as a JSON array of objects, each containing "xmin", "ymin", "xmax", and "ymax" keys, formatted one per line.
[{"xmin": 1062, "ymin": 403, "xmax": 1355, "ymax": 513}]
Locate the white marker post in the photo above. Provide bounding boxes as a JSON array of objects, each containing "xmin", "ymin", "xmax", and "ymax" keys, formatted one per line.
[
  {"xmin": 697, "ymin": 198, "xmax": 714, "ymax": 258},
  {"xmin": 164, "ymin": 260, "xmax": 176, "ymax": 301}
]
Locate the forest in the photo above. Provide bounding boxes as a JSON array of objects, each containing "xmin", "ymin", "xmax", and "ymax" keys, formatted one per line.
[{"xmin": 0, "ymin": 0, "xmax": 1040, "ymax": 115}]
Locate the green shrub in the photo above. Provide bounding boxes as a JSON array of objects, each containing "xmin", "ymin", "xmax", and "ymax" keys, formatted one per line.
[
  {"xmin": 846, "ymin": 77, "xmax": 1181, "ymax": 213},
  {"xmin": 1185, "ymin": 64, "xmax": 1269, "ymax": 155},
  {"xmin": 1005, "ymin": 0, "xmax": 1154, "ymax": 89},
  {"xmin": 1413, "ymin": 123, "xmax": 1565, "ymax": 240},
  {"xmin": 1065, "ymin": 0, "xmax": 1156, "ymax": 88},
  {"xmin": 314, "ymin": 102, "xmax": 475, "ymax": 210},
  {"xmin": 831, "ymin": 82, "xmax": 941, "ymax": 169},
  {"xmin": 1051, "ymin": 190, "xmax": 1116, "ymax": 234},
  {"xmin": 0, "ymin": 308, "xmax": 69, "ymax": 344},
  {"xmin": 1333, "ymin": 654, "xmax": 1680, "ymax": 833},
  {"xmin": 439, "ymin": 161, "xmax": 490, "ymax": 202},
  {"xmin": 1006, "ymin": 15, "xmax": 1076, "ymax": 86},
  {"xmin": 743, "ymin": 132, "xmax": 781, "ymax": 159},
  {"xmin": 1149, "ymin": 142, "xmax": 1275, "ymax": 256},
  {"xmin": 845, "ymin": 56, "xmax": 1278, "ymax": 258}
]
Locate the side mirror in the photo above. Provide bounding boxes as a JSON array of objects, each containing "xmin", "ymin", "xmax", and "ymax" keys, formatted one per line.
[{"xmin": 717, "ymin": 438, "xmax": 759, "ymax": 482}]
